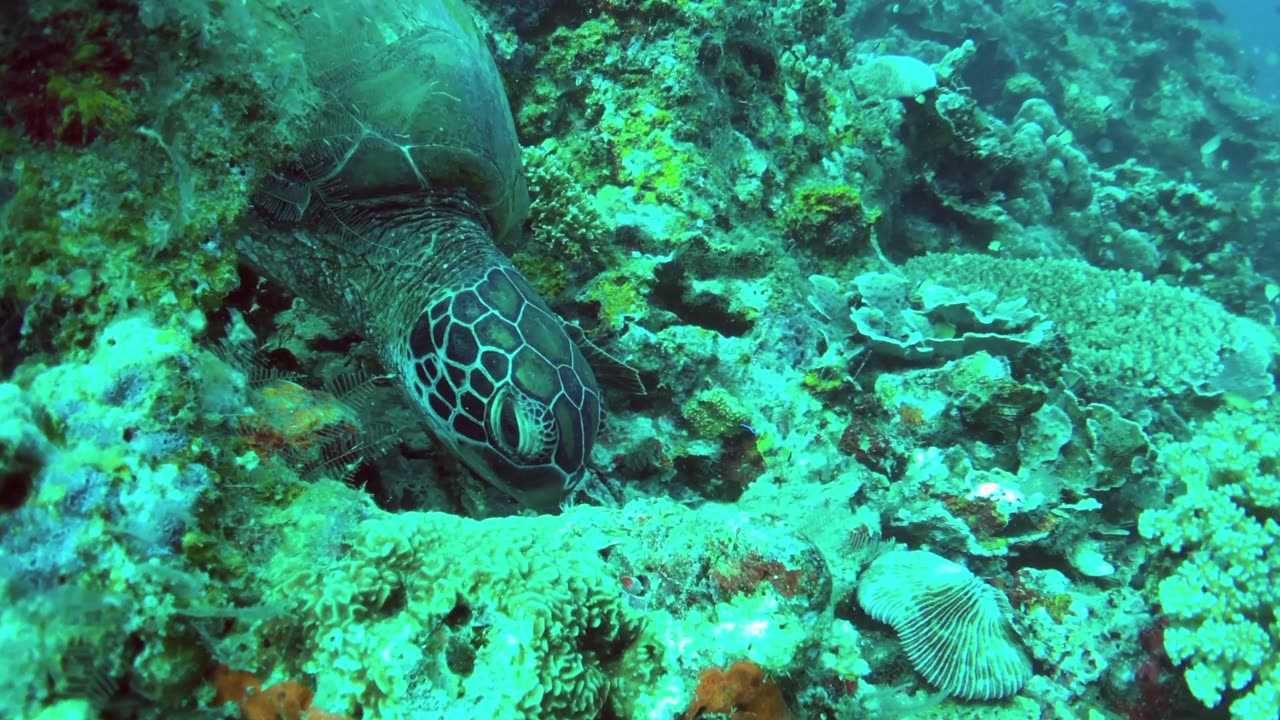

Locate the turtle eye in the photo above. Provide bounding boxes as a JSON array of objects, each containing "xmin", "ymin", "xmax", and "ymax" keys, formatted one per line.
[{"xmin": 489, "ymin": 385, "xmax": 555, "ymax": 464}]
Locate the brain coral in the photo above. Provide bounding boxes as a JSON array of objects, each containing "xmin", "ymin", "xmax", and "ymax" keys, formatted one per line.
[
  {"xmin": 258, "ymin": 483, "xmax": 639, "ymax": 719},
  {"xmin": 902, "ymin": 254, "xmax": 1276, "ymax": 402}
]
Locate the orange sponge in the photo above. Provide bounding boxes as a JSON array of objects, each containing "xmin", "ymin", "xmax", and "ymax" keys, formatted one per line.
[
  {"xmin": 211, "ymin": 664, "xmax": 261, "ymax": 706},
  {"xmin": 240, "ymin": 681, "xmax": 314, "ymax": 720},
  {"xmin": 684, "ymin": 659, "xmax": 789, "ymax": 720},
  {"xmin": 210, "ymin": 663, "xmax": 351, "ymax": 720}
]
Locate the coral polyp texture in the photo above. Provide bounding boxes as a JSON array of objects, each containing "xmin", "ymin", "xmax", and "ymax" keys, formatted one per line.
[
  {"xmin": 3, "ymin": 0, "xmax": 1280, "ymax": 719},
  {"xmin": 260, "ymin": 486, "xmax": 639, "ymax": 719}
]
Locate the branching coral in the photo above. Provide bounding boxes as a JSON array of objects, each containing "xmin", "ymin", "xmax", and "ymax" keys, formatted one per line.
[{"xmin": 1138, "ymin": 407, "xmax": 1280, "ymax": 720}]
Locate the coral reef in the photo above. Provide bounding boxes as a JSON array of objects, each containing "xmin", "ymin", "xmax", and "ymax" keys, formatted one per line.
[
  {"xmin": 0, "ymin": 313, "xmax": 233, "ymax": 715},
  {"xmin": 3, "ymin": 0, "xmax": 1279, "ymax": 718},
  {"xmin": 0, "ymin": 0, "xmax": 313, "ymax": 356}
]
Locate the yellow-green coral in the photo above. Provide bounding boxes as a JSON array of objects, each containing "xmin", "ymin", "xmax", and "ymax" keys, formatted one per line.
[
  {"xmin": 0, "ymin": 2, "xmax": 311, "ymax": 354},
  {"xmin": 581, "ymin": 271, "xmax": 647, "ymax": 333},
  {"xmin": 605, "ymin": 103, "xmax": 696, "ymax": 203},
  {"xmin": 801, "ymin": 365, "xmax": 851, "ymax": 397},
  {"xmin": 45, "ymin": 74, "xmax": 135, "ymax": 144},
  {"xmin": 783, "ymin": 181, "xmax": 879, "ymax": 252},
  {"xmin": 681, "ymin": 387, "xmax": 751, "ymax": 439},
  {"xmin": 579, "ymin": 252, "xmax": 671, "ymax": 333}
]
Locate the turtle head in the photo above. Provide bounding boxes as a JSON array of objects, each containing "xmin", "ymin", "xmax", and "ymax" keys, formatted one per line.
[{"xmin": 406, "ymin": 266, "xmax": 602, "ymax": 511}]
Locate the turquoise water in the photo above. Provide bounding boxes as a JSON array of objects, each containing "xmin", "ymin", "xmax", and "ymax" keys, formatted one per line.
[{"xmin": 1214, "ymin": 0, "xmax": 1280, "ymax": 102}]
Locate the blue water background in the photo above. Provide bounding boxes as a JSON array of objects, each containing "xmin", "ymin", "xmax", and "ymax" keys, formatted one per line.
[{"xmin": 1213, "ymin": 0, "xmax": 1280, "ymax": 102}]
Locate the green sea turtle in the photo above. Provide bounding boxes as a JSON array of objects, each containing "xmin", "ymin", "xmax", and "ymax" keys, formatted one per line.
[{"xmin": 236, "ymin": 0, "xmax": 639, "ymax": 512}]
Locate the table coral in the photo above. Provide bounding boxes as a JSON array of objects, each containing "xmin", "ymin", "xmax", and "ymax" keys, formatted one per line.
[
  {"xmin": 902, "ymin": 253, "xmax": 1277, "ymax": 406},
  {"xmin": 811, "ymin": 270, "xmax": 1052, "ymax": 362}
]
